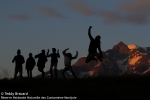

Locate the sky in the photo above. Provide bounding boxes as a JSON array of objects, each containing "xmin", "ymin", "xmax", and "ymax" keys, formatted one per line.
[{"xmin": 0, "ymin": 0, "xmax": 150, "ymax": 78}]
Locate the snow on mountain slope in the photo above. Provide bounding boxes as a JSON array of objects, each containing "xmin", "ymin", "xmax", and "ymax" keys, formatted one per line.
[
  {"xmin": 129, "ymin": 55, "xmax": 142, "ymax": 65},
  {"xmin": 128, "ymin": 44, "xmax": 150, "ymax": 54},
  {"xmin": 117, "ymin": 57, "xmax": 128, "ymax": 73}
]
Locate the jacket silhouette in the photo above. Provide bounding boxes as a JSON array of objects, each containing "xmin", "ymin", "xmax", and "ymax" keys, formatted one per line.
[
  {"xmin": 35, "ymin": 50, "xmax": 47, "ymax": 78},
  {"xmin": 12, "ymin": 49, "xmax": 25, "ymax": 79},
  {"xmin": 47, "ymin": 48, "xmax": 60, "ymax": 78},
  {"xmin": 26, "ymin": 53, "xmax": 36, "ymax": 78},
  {"xmin": 85, "ymin": 26, "xmax": 103, "ymax": 63}
]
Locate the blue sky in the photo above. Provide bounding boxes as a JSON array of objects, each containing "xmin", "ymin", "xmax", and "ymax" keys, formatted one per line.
[{"xmin": 0, "ymin": 0, "xmax": 150, "ymax": 77}]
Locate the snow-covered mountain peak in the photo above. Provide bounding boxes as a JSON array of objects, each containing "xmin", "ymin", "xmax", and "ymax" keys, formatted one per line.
[{"xmin": 128, "ymin": 44, "xmax": 137, "ymax": 50}]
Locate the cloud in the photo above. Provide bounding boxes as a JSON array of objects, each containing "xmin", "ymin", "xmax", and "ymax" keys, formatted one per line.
[
  {"xmin": 118, "ymin": 0, "xmax": 150, "ymax": 13},
  {"xmin": 63, "ymin": 0, "xmax": 150, "ymax": 25},
  {"xmin": 62, "ymin": 0, "xmax": 96, "ymax": 16},
  {"xmin": 37, "ymin": 6, "xmax": 67, "ymax": 19},
  {"xmin": 99, "ymin": 10, "xmax": 124, "ymax": 24},
  {"xmin": 8, "ymin": 14, "xmax": 30, "ymax": 20},
  {"xmin": 100, "ymin": 0, "xmax": 150, "ymax": 24},
  {"xmin": 125, "ymin": 13, "xmax": 150, "ymax": 24},
  {"xmin": 118, "ymin": 0, "xmax": 150, "ymax": 24}
]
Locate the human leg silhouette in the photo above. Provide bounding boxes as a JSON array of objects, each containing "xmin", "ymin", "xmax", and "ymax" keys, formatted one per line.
[
  {"xmin": 38, "ymin": 67, "xmax": 45, "ymax": 78},
  {"xmin": 49, "ymin": 63, "xmax": 57, "ymax": 78},
  {"xmin": 14, "ymin": 68, "xmax": 19, "ymax": 79},
  {"xmin": 97, "ymin": 55, "xmax": 103, "ymax": 62},
  {"xmin": 69, "ymin": 66, "xmax": 77, "ymax": 79},
  {"xmin": 29, "ymin": 70, "xmax": 32, "ymax": 78},
  {"xmin": 54, "ymin": 63, "xmax": 57, "ymax": 79},
  {"xmin": 19, "ymin": 68, "xmax": 23, "ymax": 78},
  {"xmin": 62, "ymin": 67, "xmax": 70, "ymax": 79},
  {"xmin": 50, "ymin": 64, "xmax": 53, "ymax": 78},
  {"xmin": 85, "ymin": 52, "xmax": 102, "ymax": 63},
  {"xmin": 85, "ymin": 54, "xmax": 97, "ymax": 63},
  {"xmin": 27, "ymin": 69, "xmax": 30, "ymax": 78}
]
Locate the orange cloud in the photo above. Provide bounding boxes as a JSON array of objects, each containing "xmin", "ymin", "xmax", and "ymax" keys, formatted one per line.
[
  {"xmin": 125, "ymin": 13, "xmax": 149, "ymax": 24},
  {"xmin": 118, "ymin": 0, "xmax": 150, "ymax": 24},
  {"xmin": 63, "ymin": 0, "xmax": 96, "ymax": 16},
  {"xmin": 100, "ymin": 0, "xmax": 150, "ymax": 24},
  {"xmin": 8, "ymin": 14, "xmax": 30, "ymax": 20},
  {"xmin": 118, "ymin": 0, "xmax": 150, "ymax": 13},
  {"xmin": 37, "ymin": 6, "xmax": 67, "ymax": 19},
  {"xmin": 63, "ymin": 0, "xmax": 150, "ymax": 24},
  {"xmin": 99, "ymin": 10, "xmax": 123, "ymax": 24}
]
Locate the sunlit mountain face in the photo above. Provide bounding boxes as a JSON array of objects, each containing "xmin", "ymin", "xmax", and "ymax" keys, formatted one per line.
[{"xmin": 72, "ymin": 41, "xmax": 150, "ymax": 78}]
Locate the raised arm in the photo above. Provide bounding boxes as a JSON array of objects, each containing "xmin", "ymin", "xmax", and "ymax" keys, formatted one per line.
[
  {"xmin": 47, "ymin": 49, "xmax": 51, "ymax": 57},
  {"xmin": 57, "ymin": 49, "xmax": 60, "ymax": 58},
  {"xmin": 72, "ymin": 51, "xmax": 78, "ymax": 59},
  {"xmin": 62, "ymin": 48, "xmax": 69, "ymax": 55},
  {"xmin": 88, "ymin": 26, "xmax": 94, "ymax": 40}
]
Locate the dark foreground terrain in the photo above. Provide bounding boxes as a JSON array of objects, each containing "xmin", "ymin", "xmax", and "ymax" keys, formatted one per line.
[{"xmin": 1, "ymin": 75, "xmax": 150, "ymax": 100}]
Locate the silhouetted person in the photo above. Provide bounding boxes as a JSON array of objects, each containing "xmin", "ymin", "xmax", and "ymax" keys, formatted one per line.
[
  {"xmin": 26, "ymin": 53, "xmax": 36, "ymax": 79},
  {"xmin": 62, "ymin": 48, "xmax": 78, "ymax": 79},
  {"xmin": 12, "ymin": 49, "xmax": 25, "ymax": 79},
  {"xmin": 35, "ymin": 50, "xmax": 47, "ymax": 78},
  {"xmin": 47, "ymin": 48, "xmax": 60, "ymax": 79},
  {"xmin": 85, "ymin": 26, "xmax": 103, "ymax": 63}
]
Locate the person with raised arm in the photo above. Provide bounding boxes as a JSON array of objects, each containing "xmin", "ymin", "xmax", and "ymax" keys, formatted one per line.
[
  {"xmin": 85, "ymin": 26, "xmax": 103, "ymax": 63},
  {"xmin": 47, "ymin": 48, "xmax": 60, "ymax": 79},
  {"xmin": 62, "ymin": 48, "xmax": 78, "ymax": 79}
]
